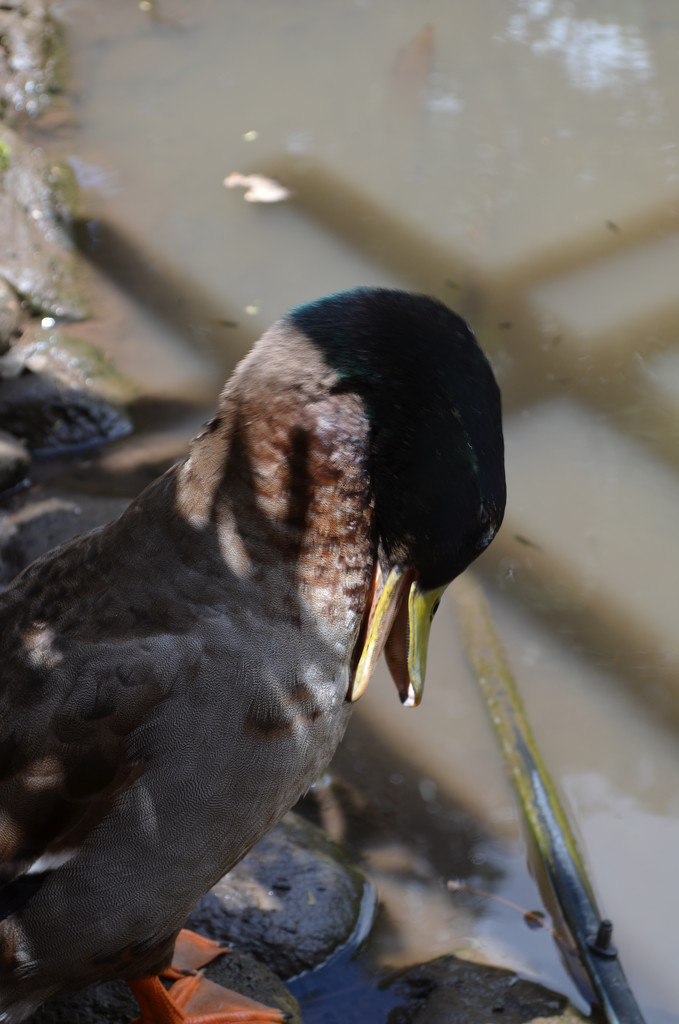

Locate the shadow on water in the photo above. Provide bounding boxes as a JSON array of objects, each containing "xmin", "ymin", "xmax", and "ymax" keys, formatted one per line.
[
  {"xmin": 72, "ymin": 216, "xmax": 260, "ymax": 378},
  {"xmin": 74, "ymin": 162, "xmax": 679, "ymax": 481},
  {"xmin": 257, "ymin": 154, "xmax": 679, "ymax": 403},
  {"xmin": 312, "ymin": 715, "xmax": 501, "ymax": 894}
]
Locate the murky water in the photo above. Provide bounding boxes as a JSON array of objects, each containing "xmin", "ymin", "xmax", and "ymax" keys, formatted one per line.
[{"xmin": 45, "ymin": 1, "xmax": 679, "ymax": 1020}]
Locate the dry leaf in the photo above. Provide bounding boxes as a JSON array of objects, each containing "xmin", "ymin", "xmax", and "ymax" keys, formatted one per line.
[{"xmin": 223, "ymin": 172, "xmax": 292, "ymax": 204}]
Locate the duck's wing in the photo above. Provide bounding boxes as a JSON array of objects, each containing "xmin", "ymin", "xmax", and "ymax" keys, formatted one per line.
[
  {"xmin": 0, "ymin": 564, "xmax": 170, "ymax": 893},
  {"xmin": 0, "ymin": 668, "xmax": 152, "ymax": 891}
]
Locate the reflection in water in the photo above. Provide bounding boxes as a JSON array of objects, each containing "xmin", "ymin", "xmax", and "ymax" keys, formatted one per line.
[{"xmin": 506, "ymin": 2, "xmax": 653, "ymax": 94}]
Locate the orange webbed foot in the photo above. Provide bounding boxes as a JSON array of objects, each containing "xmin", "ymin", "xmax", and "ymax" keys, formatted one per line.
[
  {"xmin": 162, "ymin": 928, "xmax": 229, "ymax": 980},
  {"xmin": 129, "ymin": 974, "xmax": 287, "ymax": 1024},
  {"xmin": 129, "ymin": 928, "xmax": 287, "ymax": 1024}
]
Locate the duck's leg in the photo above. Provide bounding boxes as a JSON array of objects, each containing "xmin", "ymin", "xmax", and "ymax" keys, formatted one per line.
[{"xmin": 128, "ymin": 928, "xmax": 287, "ymax": 1024}]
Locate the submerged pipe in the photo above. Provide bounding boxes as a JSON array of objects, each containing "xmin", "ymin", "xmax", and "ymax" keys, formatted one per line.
[{"xmin": 452, "ymin": 575, "xmax": 647, "ymax": 1024}]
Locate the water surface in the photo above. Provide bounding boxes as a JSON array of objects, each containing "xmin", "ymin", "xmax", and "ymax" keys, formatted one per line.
[{"xmin": 49, "ymin": 2, "xmax": 679, "ymax": 1019}]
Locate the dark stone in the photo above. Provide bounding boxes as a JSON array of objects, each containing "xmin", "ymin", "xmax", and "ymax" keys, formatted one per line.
[
  {"xmin": 0, "ymin": 326, "xmax": 137, "ymax": 459},
  {"xmin": 382, "ymin": 954, "xmax": 586, "ymax": 1024},
  {"xmin": 204, "ymin": 946, "xmax": 302, "ymax": 1022},
  {"xmin": 0, "ymin": 370, "xmax": 132, "ymax": 454},
  {"xmin": 30, "ymin": 948, "xmax": 302, "ymax": 1024},
  {"xmin": 188, "ymin": 811, "xmax": 375, "ymax": 979},
  {"xmin": 30, "ymin": 979, "xmax": 138, "ymax": 1024}
]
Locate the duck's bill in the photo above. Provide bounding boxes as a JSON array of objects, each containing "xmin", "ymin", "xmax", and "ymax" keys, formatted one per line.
[{"xmin": 349, "ymin": 565, "xmax": 446, "ymax": 708}]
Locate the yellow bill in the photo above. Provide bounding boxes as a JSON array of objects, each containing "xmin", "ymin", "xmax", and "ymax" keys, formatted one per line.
[{"xmin": 349, "ymin": 564, "xmax": 446, "ymax": 707}]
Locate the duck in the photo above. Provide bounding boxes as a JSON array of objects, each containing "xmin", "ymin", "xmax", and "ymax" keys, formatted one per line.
[{"xmin": 0, "ymin": 287, "xmax": 505, "ymax": 1024}]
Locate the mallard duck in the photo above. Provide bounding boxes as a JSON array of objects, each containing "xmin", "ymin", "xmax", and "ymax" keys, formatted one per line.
[{"xmin": 0, "ymin": 288, "xmax": 505, "ymax": 1023}]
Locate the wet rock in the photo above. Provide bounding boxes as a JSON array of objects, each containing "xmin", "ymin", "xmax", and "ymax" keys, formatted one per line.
[
  {"xmin": 203, "ymin": 947, "xmax": 302, "ymax": 1023},
  {"xmin": 0, "ymin": 327, "xmax": 136, "ymax": 454},
  {"xmin": 0, "ymin": 491, "xmax": 129, "ymax": 586},
  {"xmin": 188, "ymin": 811, "xmax": 374, "ymax": 979},
  {"xmin": 0, "ymin": 124, "xmax": 86, "ymax": 319},
  {"xmin": 0, "ymin": 369, "xmax": 132, "ymax": 453},
  {"xmin": 382, "ymin": 954, "xmax": 587, "ymax": 1024},
  {"xmin": 0, "ymin": 428, "xmax": 29, "ymax": 490},
  {"xmin": 0, "ymin": 0, "xmax": 66, "ymax": 125},
  {"xmin": 15, "ymin": 325, "xmax": 138, "ymax": 403},
  {"xmin": 30, "ymin": 979, "xmax": 139, "ymax": 1024},
  {"xmin": 30, "ymin": 947, "xmax": 302, "ymax": 1024}
]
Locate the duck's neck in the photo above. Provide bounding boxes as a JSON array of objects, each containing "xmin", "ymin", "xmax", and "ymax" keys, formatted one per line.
[{"xmin": 174, "ymin": 372, "xmax": 376, "ymax": 640}]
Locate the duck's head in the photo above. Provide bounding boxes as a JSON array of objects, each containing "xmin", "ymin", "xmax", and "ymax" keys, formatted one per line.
[{"xmin": 288, "ymin": 287, "xmax": 506, "ymax": 708}]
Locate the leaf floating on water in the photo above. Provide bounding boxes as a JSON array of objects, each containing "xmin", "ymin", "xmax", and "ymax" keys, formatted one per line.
[
  {"xmin": 524, "ymin": 909, "xmax": 546, "ymax": 930},
  {"xmin": 223, "ymin": 172, "xmax": 292, "ymax": 204}
]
